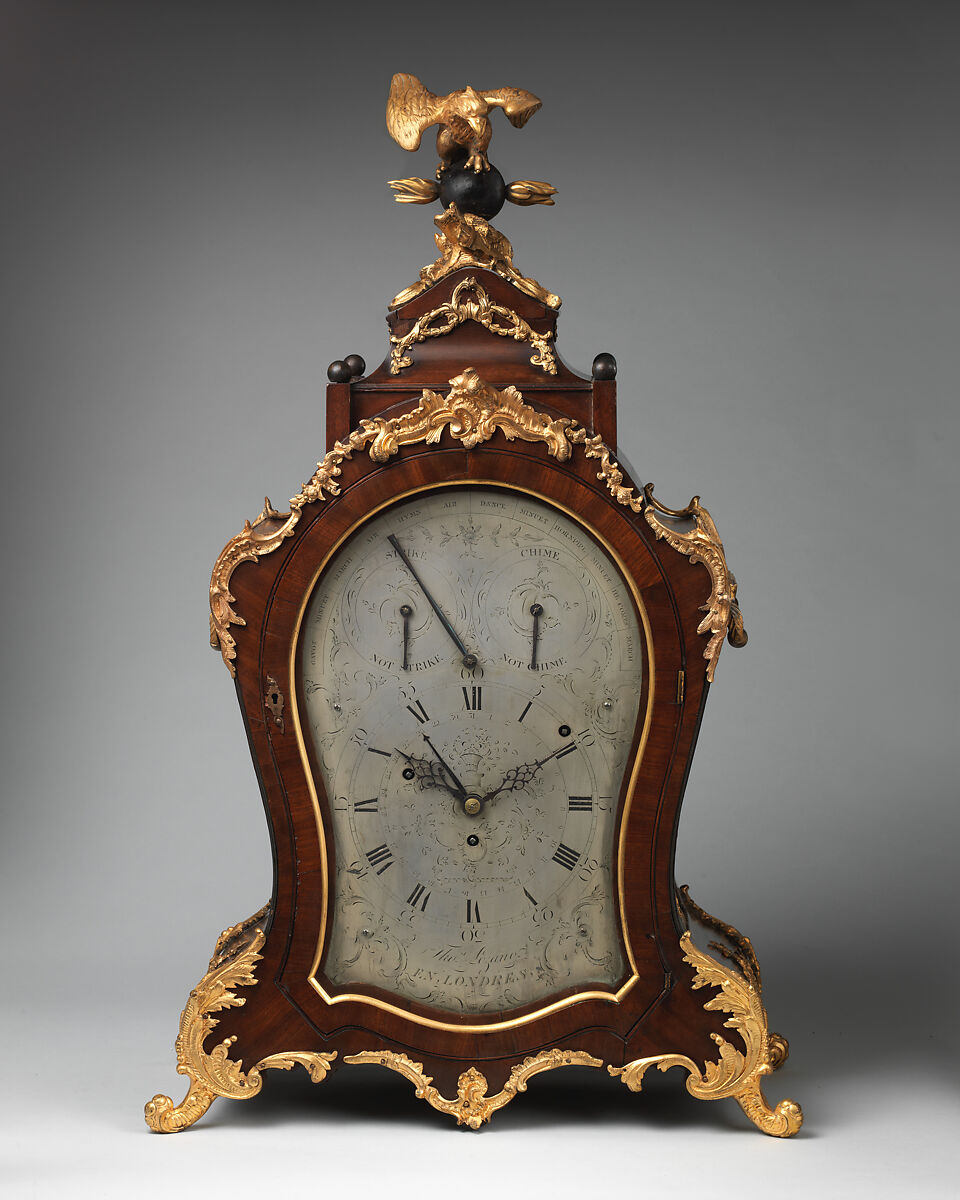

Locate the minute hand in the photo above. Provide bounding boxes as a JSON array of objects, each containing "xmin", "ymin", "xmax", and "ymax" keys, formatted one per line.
[
  {"xmin": 388, "ymin": 534, "xmax": 476, "ymax": 667},
  {"xmin": 485, "ymin": 740, "xmax": 579, "ymax": 799}
]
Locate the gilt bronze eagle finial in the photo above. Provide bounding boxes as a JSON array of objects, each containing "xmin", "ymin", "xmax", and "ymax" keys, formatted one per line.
[
  {"xmin": 386, "ymin": 73, "xmax": 543, "ymax": 175},
  {"xmin": 386, "ymin": 73, "xmax": 557, "ymax": 216},
  {"xmin": 385, "ymin": 73, "xmax": 560, "ymax": 310}
]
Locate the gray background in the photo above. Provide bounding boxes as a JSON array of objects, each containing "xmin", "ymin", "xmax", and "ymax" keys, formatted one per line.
[{"xmin": 2, "ymin": 2, "xmax": 957, "ymax": 1195}]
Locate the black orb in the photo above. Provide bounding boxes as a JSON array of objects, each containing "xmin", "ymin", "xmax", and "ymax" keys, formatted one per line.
[
  {"xmin": 327, "ymin": 360, "xmax": 351, "ymax": 383},
  {"xmin": 343, "ymin": 353, "xmax": 365, "ymax": 378},
  {"xmin": 592, "ymin": 353, "xmax": 618, "ymax": 380},
  {"xmin": 438, "ymin": 164, "xmax": 507, "ymax": 220}
]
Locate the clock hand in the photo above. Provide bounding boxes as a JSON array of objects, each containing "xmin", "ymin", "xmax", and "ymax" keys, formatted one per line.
[
  {"xmin": 482, "ymin": 739, "xmax": 578, "ymax": 802},
  {"xmin": 481, "ymin": 764, "xmax": 539, "ymax": 803},
  {"xmin": 394, "ymin": 746, "xmax": 464, "ymax": 800},
  {"xmin": 421, "ymin": 734, "xmax": 468, "ymax": 798},
  {"xmin": 399, "ymin": 603, "xmax": 413, "ymax": 671},
  {"xmin": 532, "ymin": 741, "xmax": 576, "ymax": 770},
  {"xmin": 388, "ymin": 533, "xmax": 477, "ymax": 669},
  {"xmin": 529, "ymin": 602, "xmax": 543, "ymax": 670}
]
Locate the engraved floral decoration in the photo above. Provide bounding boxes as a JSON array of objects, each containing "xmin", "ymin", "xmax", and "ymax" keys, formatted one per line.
[{"xmin": 209, "ymin": 367, "xmax": 745, "ymax": 682}]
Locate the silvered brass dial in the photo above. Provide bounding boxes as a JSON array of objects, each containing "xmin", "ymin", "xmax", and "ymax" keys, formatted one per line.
[{"xmin": 299, "ymin": 487, "xmax": 646, "ymax": 1014}]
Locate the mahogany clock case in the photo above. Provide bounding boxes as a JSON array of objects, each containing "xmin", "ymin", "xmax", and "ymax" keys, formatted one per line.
[
  {"xmin": 211, "ymin": 269, "xmax": 733, "ymax": 1095},
  {"xmin": 229, "ymin": 470, "xmax": 712, "ymax": 1093},
  {"xmin": 141, "ymin": 248, "xmax": 803, "ymax": 1138}
]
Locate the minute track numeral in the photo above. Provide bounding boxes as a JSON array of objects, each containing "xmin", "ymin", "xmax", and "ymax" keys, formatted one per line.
[
  {"xmin": 552, "ymin": 842, "xmax": 581, "ymax": 871},
  {"xmin": 567, "ymin": 796, "xmax": 593, "ymax": 811},
  {"xmin": 353, "ymin": 797, "xmax": 379, "ymax": 812},
  {"xmin": 365, "ymin": 843, "xmax": 394, "ymax": 874},
  {"xmin": 406, "ymin": 883, "xmax": 431, "ymax": 912},
  {"xmin": 462, "ymin": 685, "xmax": 482, "ymax": 711}
]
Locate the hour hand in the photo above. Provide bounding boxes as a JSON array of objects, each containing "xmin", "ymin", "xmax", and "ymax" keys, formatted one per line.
[
  {"xmin": 529, "ymin": 602, "xmax": 543, "ymax": 670},
  {"xmin": 421, "ymin": 734, "xmax": 468, "ymax": 798},
  {"xmin": 399, "ymin": 603, "xmax": 413, "ymax": 671},
  {"xmin": 396, "ymin": 747, "xmax": 464, "ymax": 800}
]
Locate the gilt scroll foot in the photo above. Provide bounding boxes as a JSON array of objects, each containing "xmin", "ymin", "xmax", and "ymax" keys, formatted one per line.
[
  {"xmin": 148, "ymin": 907, "xmax": 343, "ymax": 1132},
  {"xmin": 733, "ymin": 1074, "xmax": 803, "ymax": 1138},
  {"xmin": 146, "ymin": 903, "xmax": 339, "ymax": 1133},
  {"xmin": 144, "ymin": 1079, "xmax": 217, "ymax": 1133},
  {"xmin": 610, "ymin": 927, "xmax": 803, "ymax": 1138}
]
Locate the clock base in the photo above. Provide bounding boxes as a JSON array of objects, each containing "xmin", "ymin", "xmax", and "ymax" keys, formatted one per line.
[{"xmin": 144, "ymin": 895, "xmax": 802, "ymax": 1137}]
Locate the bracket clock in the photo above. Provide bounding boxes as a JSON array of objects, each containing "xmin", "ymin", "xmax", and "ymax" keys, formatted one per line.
[{"xmin": 146, "ymin": 74, "xmax": 802, "ymax": 1137}]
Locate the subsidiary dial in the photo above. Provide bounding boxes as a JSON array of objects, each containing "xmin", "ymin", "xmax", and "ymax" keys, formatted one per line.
[
  {"xmin": 338, "ymin": 540, "xmax": 465, "ymax": 674},
  {"xmin": 476, "ymin": 548, "xmax": 606, "ymax": 673}
]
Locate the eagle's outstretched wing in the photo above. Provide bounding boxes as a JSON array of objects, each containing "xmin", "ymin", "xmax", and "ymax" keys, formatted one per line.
[
  {"xmin": 386, "ymin": 73, "xmax": 443, "ymax": 151},
  {"xmin": 480, "ymin": 87, "xmax": 542, "ymax": 128}
]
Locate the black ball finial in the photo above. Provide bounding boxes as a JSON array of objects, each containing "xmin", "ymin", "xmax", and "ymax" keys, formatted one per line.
[
  {"xmin": 327, "ymin": 360, "xmax": 352, "ymax": 383},
  {"xmin": 438, "ymin": 164, "xmax": 507, "ymax": 220},
  {"xmin": 592, "ymin": 353, "xmax": 618, "ymax": 380},
  {"xmin": 343, "ymin": 354, "xmax": 366, "ymax": 378}
]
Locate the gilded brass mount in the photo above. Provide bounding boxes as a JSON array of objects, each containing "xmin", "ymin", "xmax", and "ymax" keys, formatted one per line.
[
  {"xmin": 143, "ymin": 906, "xmax": 337, "ymax": 1133},
  {"xmin": 642, "ymin": 484, "xmax": 747, "ymax": 682},
  {"xmin": 388, "ymin": 275, "xmax": 556, "ymax": 375},
  {"xmin": 343, "ymin": 1050, "xmax": 603, "ymax": 1129},
  {"xmin": 146, "ymin": 897, "xmax": 800, "ymax": 1135},
  {"xmin": 389, "ymin": 205, "xmax": 561, "ymax": 311},
  {"xmin": 608, "ymin": 892, "xmax": 801, "ymax": 1138},
  {"xmin": 209, "ymin": 370, "xmax": 744, "ymax": 681}
]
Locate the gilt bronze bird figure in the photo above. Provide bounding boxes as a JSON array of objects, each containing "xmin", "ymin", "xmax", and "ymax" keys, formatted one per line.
[
  {"xmin": 386, "ymin": 73, "xmax": 543, "ymax": 174},
  {"xmin": 386, "ymin": 72, "xmax": 557, "ymax": 218},
  {"xmin": 385, "ymin": 73, "xmax": 561, "ymax": 310}
]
